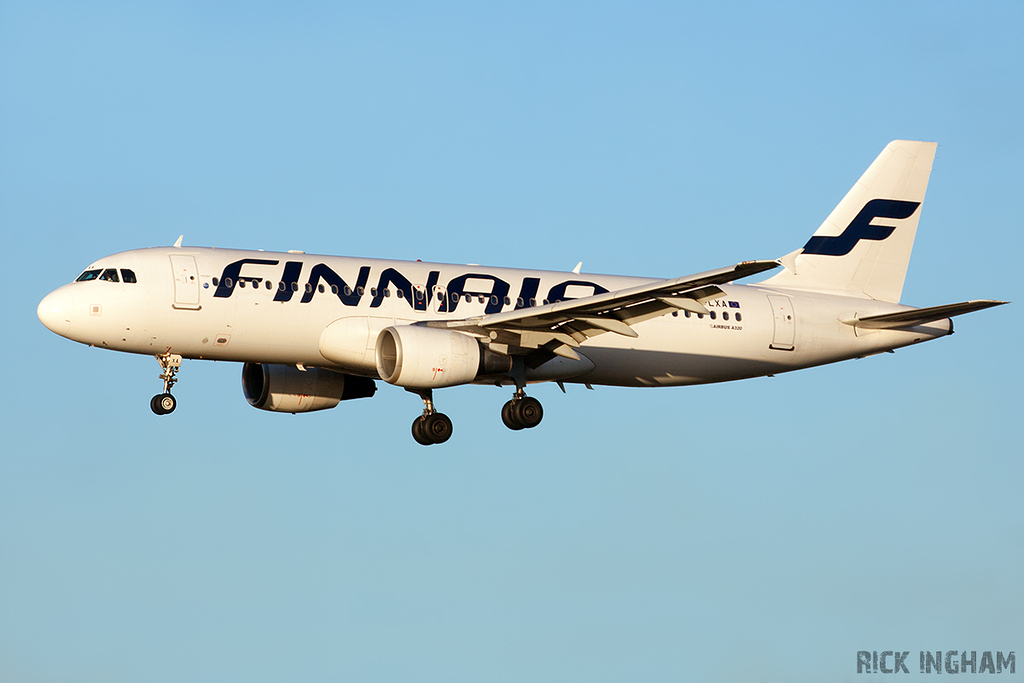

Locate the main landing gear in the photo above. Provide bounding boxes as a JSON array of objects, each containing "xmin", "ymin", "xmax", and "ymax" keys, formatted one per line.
[
  {"xmin": 501, "ymin": 389, "xmax": 543, "ymax": 431},
  {"xmin": 410, "ymin": 389, "xmax": 453, "ymax": 446},
  {"xmin": 150, "ymin": 352, "xmax": 182, "ymax": 415},
  {"xmin": 405, "ymin": 384, "xmax": 543, "ymax": 445}
]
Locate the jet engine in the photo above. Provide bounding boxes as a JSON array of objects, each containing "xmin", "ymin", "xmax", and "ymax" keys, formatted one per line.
[
  {"xmin": 375, "ymin": 325, "xmax": 511, "ymax": 388},
  {"xmin": 242, "ymin": 362, "xmax": 376, "ymax": 413}
]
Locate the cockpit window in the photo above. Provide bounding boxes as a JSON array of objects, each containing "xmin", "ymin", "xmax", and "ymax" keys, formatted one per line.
[
  {"xmin": 76, "ymin": 269, "xmax": 102, "ymax": 282},
  {"xmin": 121, "ymin": 269, "xmax": 137, "ymax": 283},
  {"xmin": 99, "ymin": 268, "xmax": 120, "ymax": 282}
]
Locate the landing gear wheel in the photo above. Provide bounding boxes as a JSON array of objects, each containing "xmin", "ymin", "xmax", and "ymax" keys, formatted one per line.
[
  {"xmin": 412, "ymin": 415, "xmax": 432, "ymax": 445},
  {"xmin": 423, "ymin": 412, "xmax": 453, "ymax": 444},
  {"xmin": 151, "ymin": 393, "xmax": 176, "ymax": 415},
  {"xmin": 407, "ymin": 389, "xmax": 454, "ymax": 445},
  {"xmin": 512, "ymin": 396, "xmax": 543, "ymax": 429},
  {"xmin": 501, "ymin": 400, "xmax": 524, "ymax": 430},
  {"xmin": 152, "ymin": 353, "xmax": 183, "ymax": 416}
]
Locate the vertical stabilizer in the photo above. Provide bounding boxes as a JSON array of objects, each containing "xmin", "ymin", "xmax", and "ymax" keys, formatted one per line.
[{"xmin": 763, "ymin": 140, "xmax": 937, "ymax": 303}]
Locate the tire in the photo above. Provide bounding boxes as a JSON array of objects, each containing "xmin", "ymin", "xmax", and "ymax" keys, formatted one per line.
[
  {"xmin": 150, "ymin": 394, "xmax": 166, "ymax": 415},
  {"xmin": 513, "ymin": 396, "xmax": 543, "ymax": 429},
  {"xmin": 501, "ymin": 400, "xmax": 524, "ymax": 430},
  {"xmin": 157, "ymin": 393, "xmax": 176, "ymax": 414},
  {"xmin": 411, "ymin": 415, "xmax": 432, "ymax": 445},
  {"xmin": 424, "ymin": 412, "xmax": 453, "ymax": 444}
]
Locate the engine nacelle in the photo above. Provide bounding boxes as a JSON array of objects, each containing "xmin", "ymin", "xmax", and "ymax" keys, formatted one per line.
[
  {"xmin": 375, "ymin": 325, "xmax": 511, "ymax": 388},
  {"xmin": 242, "ymin": 363, "xmax": 376, "ymax": 413}
]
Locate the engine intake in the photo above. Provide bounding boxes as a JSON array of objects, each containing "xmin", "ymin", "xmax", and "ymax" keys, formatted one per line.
[
  {"xmin": 242, "ymin": 363, "xmax": 376, "ymax": 413},
  {"xmin": 375, "ymin": 325, "xmax": 511, "ymax": 388}
]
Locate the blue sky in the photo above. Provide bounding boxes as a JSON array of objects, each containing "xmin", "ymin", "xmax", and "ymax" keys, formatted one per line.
[{"xmin": 2, "ymin": 2, "xmax": 1022, "ymax": 681}]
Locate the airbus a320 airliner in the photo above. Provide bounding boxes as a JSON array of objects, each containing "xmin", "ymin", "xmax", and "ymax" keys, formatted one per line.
[{"xmin": 38, "ymin": 141, "xmax": 1006, "ymax": 444}]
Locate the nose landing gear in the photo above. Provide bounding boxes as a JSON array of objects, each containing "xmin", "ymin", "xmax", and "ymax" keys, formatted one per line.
[
  {"xmin": 151, "ymin": 352, "xmax": 182, "ymax": 415},
  {"xmin": 501, "ymin": 389, "xmax": 543, "ymax": 431},
  {"xmin": 409, "ymin": 388, "xmax": 453, "ymax": 445}
]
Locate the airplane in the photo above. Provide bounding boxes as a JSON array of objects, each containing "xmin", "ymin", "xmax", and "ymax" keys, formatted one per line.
[{"xmin": 37, "ymin": 140, "xmax": 1006, "ymax": 445}]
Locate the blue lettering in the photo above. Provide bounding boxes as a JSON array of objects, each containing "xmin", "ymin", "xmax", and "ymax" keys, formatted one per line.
[
  {"xmin": 214, "ymin": 258, "xmax": 279, "ymax": 298},
  {"xmin": 300, "ymin": 264, "xmax": 370, "ymax": 306},
  {"xmin": 273, "ymin": 261, "xmax": 304, "ymax": 302},
  {"xmin": 442, "ymin": 273, "xmax": 510, "ymax": 314},
  {"xmin": 546, "ymin": 279, "xmax": 609, "ymax": 304},
  {"xmin": 370, "ymin": 268, "xmax": 415, "ymax": 309}
]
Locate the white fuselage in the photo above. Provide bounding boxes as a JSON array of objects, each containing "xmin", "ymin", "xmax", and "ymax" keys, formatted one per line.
[{"xmin": 38, "ymin": 246, "xmax": 952, "ymax": 387}]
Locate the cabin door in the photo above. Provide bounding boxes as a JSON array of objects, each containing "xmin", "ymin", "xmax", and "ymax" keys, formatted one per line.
[{"xmin": 767, "ymin": 295, "xmax": 795, "ymax": 350}]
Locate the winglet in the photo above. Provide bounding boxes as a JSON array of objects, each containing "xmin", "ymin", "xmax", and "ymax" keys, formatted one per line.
[
  {"xmin": 173, "ymin": 235, "xmax": 184, "ymax": 248},
  {"xmin": 572, "ymin": 261, "xmax": 583, "ymax": 274}
]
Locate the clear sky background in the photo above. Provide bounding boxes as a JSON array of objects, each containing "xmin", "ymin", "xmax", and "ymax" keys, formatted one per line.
[{"xmin": 2, "ymin": 2, "xmax": 1022, "ymax": 682}]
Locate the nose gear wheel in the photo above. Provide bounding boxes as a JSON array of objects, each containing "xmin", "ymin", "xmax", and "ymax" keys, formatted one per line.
[{"xmin": 150, "ymin": 352, "xmax": 182, "ymax": 415}]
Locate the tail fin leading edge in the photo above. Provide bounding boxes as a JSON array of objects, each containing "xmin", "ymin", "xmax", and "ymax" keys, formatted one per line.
[{"xmin": 764, "ymin": 140, "xmax": 938, "ymax": 303}]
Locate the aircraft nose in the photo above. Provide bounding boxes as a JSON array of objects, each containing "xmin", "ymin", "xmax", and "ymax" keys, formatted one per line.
[{"xmin": 38, "ymin": 287, "xmax": 74, "ymax": 337}]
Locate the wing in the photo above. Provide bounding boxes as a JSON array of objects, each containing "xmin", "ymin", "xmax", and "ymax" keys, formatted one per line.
[{"xmin": 426, "ymin": 260, "xmax": 779, "ymax": 361}]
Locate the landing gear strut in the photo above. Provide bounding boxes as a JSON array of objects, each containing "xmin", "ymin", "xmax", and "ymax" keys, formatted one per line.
[
  {"xmin": 409, "ymin": 388, "xmax": 453, "ymax": 445},
  {"xmin": 501, "ymin": 388, "xmax": 543, "ymax": 431},
  {"xmin": 151, "ymin": 352, "xmax": 182, "ymax": 415}
]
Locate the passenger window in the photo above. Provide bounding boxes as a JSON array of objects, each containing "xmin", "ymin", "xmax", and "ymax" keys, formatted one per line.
[
  {"xmin": 99, "ymin": 268, "xmax": 119, "ymax": 282},
  {"xmin": 265, "ymin": 281, "xmax": 272, "ymax": 290},
  {"xmin": 723, "ymin": 312, "xmax": 729, "ymax": 321},
  {"xmin": 212, "ymin": 277, "xmax": 219, "ymax": 286},
  {"xmin": 76, "ymin": 269, "xmax": 102, "ymax": 282},
  {"xmin": 736, "ymin": 313, "xmax": 742, "ymax": 322},
  {"xmin": 120, "ymin": 269, "xmax": 137, "ymax": 283},
  {"xmin": 709, "ymin": 311, "xmax": 716, "ymax": 320},
  {"xmin": 318, "ymin": 284, "xmax": 325, "ymax": 294}
]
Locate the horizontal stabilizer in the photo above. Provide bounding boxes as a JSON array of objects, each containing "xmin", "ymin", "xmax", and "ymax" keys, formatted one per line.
[{"xmin": 842, "ymin": 300, "xmax": 1008, "ymax": 330}]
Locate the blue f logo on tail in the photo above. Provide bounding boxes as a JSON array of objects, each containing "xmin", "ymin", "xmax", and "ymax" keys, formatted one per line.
[{"xmin": 802, "ymin": 199, "xmax": 920, "ymax": 256}]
